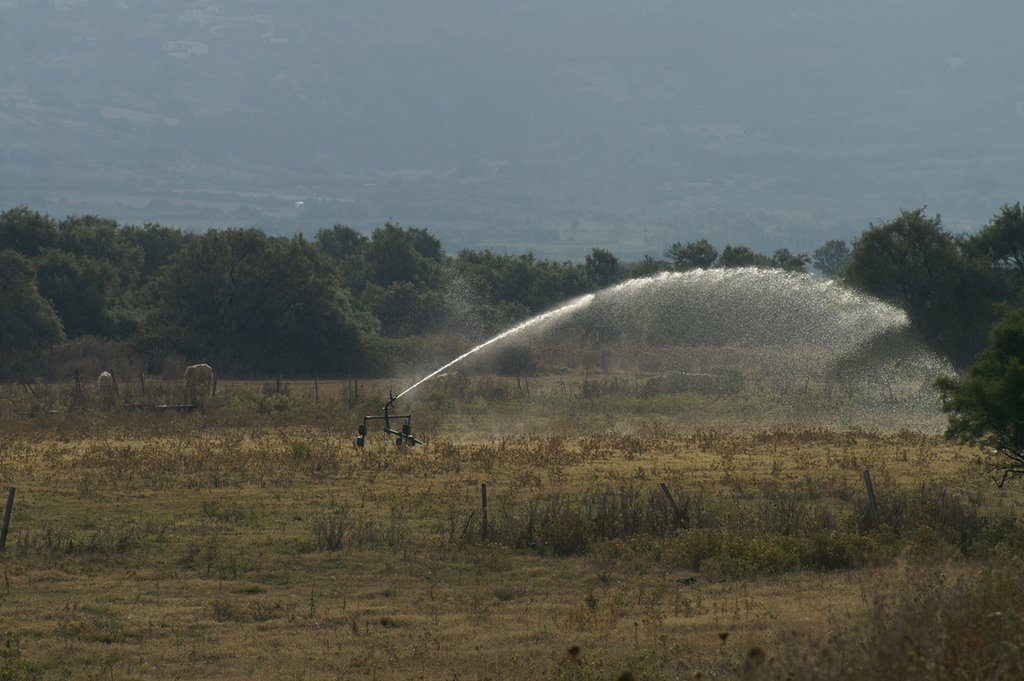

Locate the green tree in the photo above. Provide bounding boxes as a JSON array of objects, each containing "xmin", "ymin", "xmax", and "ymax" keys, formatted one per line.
[
  {"xmin": 937, "ymin": 306, "xmax": 1024, "ymax": 485},
  {"xmin": 34, "ymin": 248, "xmax": 130, "ymax": 338},
  {"xmin": 42, "ymin": 215, "xmax": 147, "ymax": 338},
  {"xmin": 316, "ymin": 224, "xmax": 367, "ymax": 262},
  {"xmin": 452, "ymin": 249, "xmax": 587, "ymax": 319},
  {"xmin": 718, "ymin": 244, "xmax": 770, "ymax": 268},
  {"xmin": 968, "ymin": 203, "xmax": 1024, "ymax": 291},
  {"xmin": 454, "ymin": 250, "xmax": 526, "ymax": 305},
  {"xmin": 584, "ymin": 248, "xmax": 621, "ymax": 288},
  {"xmin": 812, "ymin": 239, "xmax": 851, "ymax": 276},
  {"xmin": 0, "ymin": 207, "xmax": 58, "ymax": 257},
  {"xmin": 147, "ymin": 229, "xmax": 374, "ymax": 375},
  {"xmin": 627, "ymin": 255, "xmax": 670, "ymax": 278},
  {"xmin": 314, "ymin": 224, "xmax": 370, "ymax": 294},
  {"xmin": 845, "ymin": 208, "xmax": 1004, "ymax": 367},
  {"xmin": 123, "ymin": 223, "xmax": 194, "ymax": 284},
  {"xmin": 243, "ymin": 235, "xmax": 372, "ymax": 374},
  {"xmin": 666, "ymin": 239, "xmax": 718, "ymax": 271},
  {"xmin": 365, "ymin": 222, "xmax": 444, "ymax": 289},
  {"xmin": 527, "ymin": 258, "xmax": 588, "ymax": 311},
  {"xmin": 769, "ymin": 248, "xmax": 810, "ymax": 272},
  {"xmin": 364, "ymin": 281, "xmax": 447, "ymax": 337},
  {"xmin": 57, "ymin": 214, "xmax": 143, "ymax": 290},
  {"xmin": 0, "ymin": 249, "xmax": 64, "ymax": 357}
]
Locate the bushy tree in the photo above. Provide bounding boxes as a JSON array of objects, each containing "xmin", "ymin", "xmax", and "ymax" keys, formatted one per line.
[
  {"xmin": 968, "ymin": 203, "xmax": 1024, "ymax": 292},
  {"xmin": 315, "ymin": 224, "xmax": 367, "ymax": 261},
  {"xmin": 718, "ymin": 244, "xmax": 770, "ymax": 268},
  {"xmin": 0, "ymin": 207, "xmax": 58, "ymax": 257},
  {"xmin": 584, "ymin": 247, "xmax": 621, "ymax": 288},
  {"xmin": 123, "ymin": 223, "xmax": 194, "ymax": 284},
  {"xmin": 937, "ymin": 306, "xmax": 1024, "ymax": 485},
  {"xmin": 769, "ymin": 248, "xmax": 810, "ymax": 272},
  {"xmin": 525, "ymin": 257, "xmax": 589, "ymax": 311},
  {"xmin": 364, "ymin": 281, "xmax": 447, "ymax": 337},
  {"xmin": 314, "ymin": 224, "xmax": 370, "ymax": 294},
  {"xmin": 627, "ymin": 255, "xmax": 670, "ymax": 278},
  {"xmin": 365, "ymin": 221, "xmax": 444, "ymax": 289},
  {"xmin": 845, "ymin": 208, "xmax": 1005, "ymax": 367},
  {"xmin": 147, "ymin": 229, "xmax": 374, "ymax": 375},
  {"xmin": 34, "ymin": 248, "xmax": 132, "ymax": 338},
  {"xmin": 0, "ymin": 250, "xmax": 64, "ymax": 357},
  {"xmin": 812, "ymin": 239, "xmax": 851, "ymax": 276},
  {"xmin": 452, "ymin": 249, "xmax": 587, "ymax": 318},
  {"xmin": 22, "ymin": 215, "xmax": 148, "ymax": 339},
  {"xmin": 666, "ymin": 239, "xmax": 718, "ymax": 271},
  {"xmin": 57, "ymin": 214, "xmax": 143, "ymax": 290}
]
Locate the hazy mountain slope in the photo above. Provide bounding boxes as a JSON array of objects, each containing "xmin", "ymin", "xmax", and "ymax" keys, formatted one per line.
[{"xmin": 2, "ymin": 0, "xmax": 1022, "ymax": 258}]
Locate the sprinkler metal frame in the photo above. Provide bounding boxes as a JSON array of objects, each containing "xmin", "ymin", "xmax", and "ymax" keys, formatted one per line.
[{"xmin": 355, "ymin": 390, "xmax": 423, "ymax": 447}]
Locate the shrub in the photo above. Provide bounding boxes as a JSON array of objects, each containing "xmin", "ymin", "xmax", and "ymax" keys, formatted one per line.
[
  {"xmin": 311, "ymin": 511, "xmax": 348, "ymax": 551},
  {"xmin": 769, "ymin": 552, "xmax": 1024, "ymax": 680},
  {"xmin": 593, "ymin": 529, "xmax": 899, "ymax": 577}
]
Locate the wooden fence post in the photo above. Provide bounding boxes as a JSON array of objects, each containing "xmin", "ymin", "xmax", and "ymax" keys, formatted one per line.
[
  {"xmin": 863, "ymin": 469, "xmax": 879, "ymax": 519},
  {"xmin": 346, "ymin": 374, "xmax": 360, "ymax": 407},
  {"xmin": 0, "ymin": 487, "xmax": 15, "ymax": 551},
  {"xmin": 660, "ymin": 483, "xmax": 689, "ymax": 529},
  {"xmin": 481, "ymin": 483, "xmax": 488, "ymax": 541}
]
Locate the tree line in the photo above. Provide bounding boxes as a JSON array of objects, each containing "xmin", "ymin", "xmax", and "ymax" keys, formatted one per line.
[{"xmin": 2, "ymin": 204, "xmax": 1023, "ymax": 379}]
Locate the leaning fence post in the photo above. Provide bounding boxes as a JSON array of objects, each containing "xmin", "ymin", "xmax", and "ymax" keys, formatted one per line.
[
  {"xmin": 660, "ymin": 483, "xmax": 689, "ymax": 529},
  {"xmin": 862, "ymin": 469, "xmax": 879, "ymax": 519},
  {"xmin": 0, "ymin": 487, "xmax": 14, "ymax": 551},
  {"xmin": 481, "ymin": 483, "xmax": 488, "ymax": 541}
]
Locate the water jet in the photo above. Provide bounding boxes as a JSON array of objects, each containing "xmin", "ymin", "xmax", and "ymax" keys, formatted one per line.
[{"xmin": 382, "ymin": 267, "xmax": 952, "ymax": 432}]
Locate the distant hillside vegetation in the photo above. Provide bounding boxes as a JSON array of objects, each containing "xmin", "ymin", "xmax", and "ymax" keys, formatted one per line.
[{"xmin": 2, "ymin": 0, "xmax": 1023, "ymax": 258}]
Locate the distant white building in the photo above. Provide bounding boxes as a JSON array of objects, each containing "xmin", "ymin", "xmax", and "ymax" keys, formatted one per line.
[
  {"xmin": 163, "ymin": 40, "xmax": 210, "ymax": 58},
  {"xmin": 179, "ymin": 7, "xmax": 216, "ymax": 27},
  {"xmin": 209, "ymin": 14, "xmax": 273, "ymax": 35}
]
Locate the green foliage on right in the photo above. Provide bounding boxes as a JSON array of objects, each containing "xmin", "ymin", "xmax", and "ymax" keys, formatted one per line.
[
  {"xmin": 968, "ymin": 202, "xmax": 1024, "ymax": 293},
  {"xmin": 844, "ymin": 208, "xmax": 1008, "ymax": 367},
  {"xmin": 937, "ymin": 306, "xmax": 1024, "ymax": 484}
]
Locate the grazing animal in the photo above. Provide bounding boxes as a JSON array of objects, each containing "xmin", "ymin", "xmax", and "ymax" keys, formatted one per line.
[
  {"xmin": 97, "ymin": 371, "xmax": 116, "ymax": 409},
  {"xmin": 436, "ymin": 371, "xmax": 469, "ymax": 398},
  {"xmin": 184, "ymin": 363, "xmax": 214, "ymax": 405}
]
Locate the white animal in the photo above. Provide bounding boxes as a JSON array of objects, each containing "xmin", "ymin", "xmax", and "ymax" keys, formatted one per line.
[
  {"xmin": 436, "ymin": 371, "xmax": 470, "ymax": 397},
  {"xmin": 97, "ymin": 371, "xmax": 116, "ymax": 409},
  {"xmin": 184, "ymin": 363, "xmax": 214, "ymax": 404}
]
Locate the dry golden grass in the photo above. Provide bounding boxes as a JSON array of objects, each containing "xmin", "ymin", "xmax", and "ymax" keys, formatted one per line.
[{"xmin": 0, "ymin": 375, "xmax": 1019, "ymax": 679}]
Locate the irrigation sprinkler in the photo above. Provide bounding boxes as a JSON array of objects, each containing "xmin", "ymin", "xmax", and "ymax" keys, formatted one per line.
[{"xmin": 355, "ymin": 390, "xmax": 423, "ymax": 448}]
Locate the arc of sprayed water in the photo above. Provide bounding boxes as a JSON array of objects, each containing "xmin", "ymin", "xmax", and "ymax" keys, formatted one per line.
[
  {"xmin": 395, "ymin": 265, "xmax": 946, "ymax": 403},
  {"xmin": 395, "ymin": 292, "xmax": 596, "ymax": 400}
]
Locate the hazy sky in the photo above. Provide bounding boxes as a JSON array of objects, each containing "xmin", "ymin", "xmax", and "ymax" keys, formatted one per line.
[{"xmin": 2, "ymin": 0, "xmax": 1023, "ymax": 258}]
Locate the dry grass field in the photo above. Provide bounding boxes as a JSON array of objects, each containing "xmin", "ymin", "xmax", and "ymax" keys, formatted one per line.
[{"xmin": 1, "ymin": 371, "xmax": 1022, "ymax": 680}]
